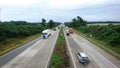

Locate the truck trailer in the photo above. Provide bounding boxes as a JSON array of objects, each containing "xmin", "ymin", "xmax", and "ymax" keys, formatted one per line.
[{"xmin": 69, "ymin": 28, "xmax": 74, "ymax": 34}]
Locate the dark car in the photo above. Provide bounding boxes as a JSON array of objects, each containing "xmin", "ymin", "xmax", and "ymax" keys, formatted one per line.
[
  {"xmin": 58, "ymin": 27, "xmax": 60, "ymax": 29},
  {"xmin": 66, "ymin": 32, "xmax": 70, "ymax": 36},
  {"xmin": 53, "ymin": 28, "xmax": 56, "ymax": 31}
]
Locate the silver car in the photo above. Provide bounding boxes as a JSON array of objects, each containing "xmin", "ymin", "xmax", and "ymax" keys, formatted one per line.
[{"xmin": 76, "ymin": 52, "xmax": 90, "ymax": 64}]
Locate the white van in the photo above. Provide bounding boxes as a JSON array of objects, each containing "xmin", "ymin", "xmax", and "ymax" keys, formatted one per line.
[{"xmin": 42, "ymin": 29, "xmax": 51, "ymax": 39}]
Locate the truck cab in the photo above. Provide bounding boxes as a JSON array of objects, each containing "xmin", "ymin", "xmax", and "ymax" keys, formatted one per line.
[{"xmin": 42, "ymin": 29, "xmax": 51, "ymax": 39}]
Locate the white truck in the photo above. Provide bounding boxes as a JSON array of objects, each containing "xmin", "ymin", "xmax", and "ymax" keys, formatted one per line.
[{"xmin": 42, "ymin": 29, "xmax": 51, "ymax": 39}]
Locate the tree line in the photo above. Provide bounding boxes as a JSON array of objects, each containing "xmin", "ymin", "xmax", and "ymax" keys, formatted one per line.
[
  {"xmin": 77, "ymin": 25, "xmax": 120, "ymax": 47},
  {"xmin": 65, "ymin": 16, "xmax": 120, "ymax": 48},
  {"xmin": 0, "ymin": 19, "xmax": 60, "ymax": 42},
  {"xmin": 87, "ymin": 21, "xmax": 120, "ymax": 24}
]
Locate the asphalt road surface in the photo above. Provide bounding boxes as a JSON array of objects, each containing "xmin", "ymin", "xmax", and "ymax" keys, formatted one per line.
[
  {"xmin": 1, "ymin": 29, "xmax": 60, "ymax": 68},
  {"xmin": 64, "ymin": 29, "xmax": 120, "ymax": 68},
  {"xmin": 0, "ymin": 37, "xmax": 42, "ymax": 67}
]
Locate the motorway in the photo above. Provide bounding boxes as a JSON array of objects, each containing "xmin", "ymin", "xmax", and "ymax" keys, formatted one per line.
[
  {"xmin": 0, "ymin": 26, "xmax": 120, "ymax": 68},
  {"xmin": 0, "ymin": 29, "xmax": 60, "ymax": 68},
  {"xmin": 64, "ymin": 29, "xmax": 120, "ymax": 68}
]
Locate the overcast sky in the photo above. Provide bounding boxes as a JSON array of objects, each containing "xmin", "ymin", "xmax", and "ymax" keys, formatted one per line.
[{"xmin": 0, "ymin": 0, "xmax": 120, "ymax": 22}]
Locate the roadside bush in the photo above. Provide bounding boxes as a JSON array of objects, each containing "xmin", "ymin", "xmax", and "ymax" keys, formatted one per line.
[
  {"xmin": 77, "ymin": 25, "xmax": 120, "ymax": 46},
  {"xmin": 0, "ymin": 21, "xmax": 43, "ymax": 41}
]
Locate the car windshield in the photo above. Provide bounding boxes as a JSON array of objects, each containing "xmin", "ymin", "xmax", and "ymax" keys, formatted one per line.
[
  {"xmin": 82, "ymin": 57, "xmax": 89, "ymax": 61},
  {"xmin": 42, "ymin": 33, "xmax": 47, "ymax": 35}
]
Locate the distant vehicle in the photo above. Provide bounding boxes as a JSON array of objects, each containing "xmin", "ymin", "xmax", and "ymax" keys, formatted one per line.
[
  {"xmin": 53, "ymin": 28, "xmax": 56, "ymax": 31},
  {"xmin": 58, "ymin": 27, "xmax": 60, "ymax": 29},
  {"xmin": 69, "ymin": 28, "xmax": 74, "ymax": 34},
  {"xmin": 65, "ymin": 27, "xmax": 69, "ymax": 30},
  {"xmin": 76, "ymin": 52, "xmax": 90, "ymax": 64},
  {"xmin": 42, "ymin": 29, "xmax": 51, "ymax": 39},
  {"xmin": 66, "ymin": 32, "xmax": 70, "ymax": 36},
  {"xmin": 66, "ymin": 29, "xmax": 70, "ymax": 36}
]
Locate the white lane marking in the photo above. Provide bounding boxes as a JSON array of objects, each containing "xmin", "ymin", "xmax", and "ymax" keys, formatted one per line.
[{"xmin": 64, "ymin": 30, "xmax": 77, "ymax": 68}]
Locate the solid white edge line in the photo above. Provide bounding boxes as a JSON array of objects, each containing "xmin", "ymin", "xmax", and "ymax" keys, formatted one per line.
[{"xmin": 63, "ymin": 30, "xmax": 77, "ymax": 68}]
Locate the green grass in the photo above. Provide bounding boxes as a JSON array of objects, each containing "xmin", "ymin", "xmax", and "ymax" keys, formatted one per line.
[
  {"xmin": 50, "ymin": 52, "xmax": 63, "ymax": 68},
  {"xmin": 50, "ymin": 29, "xmax": 68, "ymax": 68},
  {"xmin": 0, "ymin": 34, "xmax": 40, "ymax": 56},
  {"xmin": 112, "ymin": 46, "xmax": 120, "ymax": 54},
  {"xmin": 75, "ymin": 30, "xmax": 120, "ymax": 60}
]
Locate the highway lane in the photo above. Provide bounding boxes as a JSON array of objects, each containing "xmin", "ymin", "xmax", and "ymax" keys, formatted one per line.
[
  {"xmin": 0, "ymin": 37, "xmax": 42, "ymax": 67},
  {"xmin": 67, "ymin": 36, "xmax": 99, "ymax": 68},
  {"xmin": 24, "ymin": 29, "xmax": 59, "ymax": 68},
  {"xmin": 64, "ymin": 30, "xmax": 99, "ymax": 68},
  {"xmin": 1, "ymin": 29, "xmax": 60, "ymax": 68},
  {"xmin": 71, "ymin": 33, "xmax": 120, "ymax": 68},
  {"xmin": 64, "ymin": 28, "xmax": 120, "ymax": 68}
]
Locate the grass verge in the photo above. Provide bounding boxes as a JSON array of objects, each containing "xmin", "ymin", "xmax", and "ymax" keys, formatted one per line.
[
  {"xmin": 0, "ymin": 34, "xmax": 40, "ymax": 56},
  {"xmin": 50, "ymin": 29, "xmax": 69, "ymax": 68},
  {"xmin": 75, "ymin": 30, "xmax": 120, "ymax": 60}
]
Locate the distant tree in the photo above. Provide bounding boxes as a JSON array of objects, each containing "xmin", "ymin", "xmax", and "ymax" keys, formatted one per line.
[
  {"xmin": 10, "ymin": 21, "xmax": 27, "ymax": 25},
  {"xmin": 77, "ymin": 16, "xmax": 86, "ymax": 26},
  {"xmin": 48, "ymin": 20, "xmax": 55, "ymax": 28},
  {"xmin": 108, "ymin": 23, "xmax": 113, "ymax": 26},
  {"xmin": 72, "ymin": 18, "xmax": 77, "ymax": 27},
  {"xmin": 41, "ymin": 18, "xmax": 46, "ymax": 27}
]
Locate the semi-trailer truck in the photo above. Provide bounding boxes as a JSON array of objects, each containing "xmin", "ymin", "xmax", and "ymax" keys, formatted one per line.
[{"xmin": 69, "ymin": 28, "xmax": 74, "ymax": 34}]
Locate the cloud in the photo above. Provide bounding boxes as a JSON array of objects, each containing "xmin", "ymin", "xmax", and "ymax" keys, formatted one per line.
[
  {"xmin": 0, "ymin": 0, "xmax": 44, "ymax": 6},
  {"xmin": 47, "ymin": 0, "xmax": 120, "ymax": 9},
  {"xmin": 0, "ymin": 0, "xmax": 120, "ymax": 22}
]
